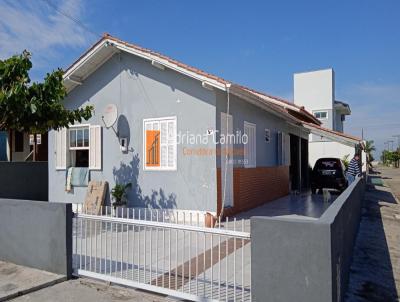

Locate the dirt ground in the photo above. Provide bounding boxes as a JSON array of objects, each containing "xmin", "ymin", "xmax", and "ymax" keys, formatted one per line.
[{"xmin": 346, "ymin": 166, "xmax": 400, "ymax": 301}]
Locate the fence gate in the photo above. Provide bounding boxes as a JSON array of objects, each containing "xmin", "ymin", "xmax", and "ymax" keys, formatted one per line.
[{"xmin": 72, "ymin": 207, "xmax": 251, "ymax": 301}]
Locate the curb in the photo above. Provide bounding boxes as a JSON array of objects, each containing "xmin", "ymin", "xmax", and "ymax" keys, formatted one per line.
[{"xmin": 0, "ymin": 276, "xmax": 67, "ymax": 302}]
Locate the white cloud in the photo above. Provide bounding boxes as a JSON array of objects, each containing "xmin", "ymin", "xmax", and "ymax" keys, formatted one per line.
[{"xmin": 0, "ymin": 0, "xmax": 92, "ymax": 65}]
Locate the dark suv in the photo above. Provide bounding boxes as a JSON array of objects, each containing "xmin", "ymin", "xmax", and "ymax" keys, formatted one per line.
[{"xmin": 311, "ymin": 157, "xmax": 348, "ymax": 194}]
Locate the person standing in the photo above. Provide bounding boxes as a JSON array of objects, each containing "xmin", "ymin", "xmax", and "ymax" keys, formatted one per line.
[{"xmin": 347, "ymin": 154, "xmax": 361, "ymax": 185}]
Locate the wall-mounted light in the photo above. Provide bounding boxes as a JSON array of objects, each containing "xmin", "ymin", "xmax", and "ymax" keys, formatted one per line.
[
  {"xmin": 119, "ymin": 137, "xmax": 128, "ymax": 152},
  {"xmin": 151, "ymin": 60, "xmax": 165, "ymax": 70}
]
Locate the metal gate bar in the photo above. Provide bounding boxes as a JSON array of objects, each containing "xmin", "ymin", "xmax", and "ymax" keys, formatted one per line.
[{"xmin": 73, "ymin": 208, "xmax": 251, "ymax": 301}]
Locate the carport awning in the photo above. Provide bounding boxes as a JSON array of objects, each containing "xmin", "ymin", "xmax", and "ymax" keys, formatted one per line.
[{"xmin": 302, "ymin": 122, "xmax": 361, "ymax": 147}]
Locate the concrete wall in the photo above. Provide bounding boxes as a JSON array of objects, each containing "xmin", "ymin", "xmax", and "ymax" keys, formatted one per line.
[
  {"xmin": 309, "ymin": 141, "xmax": 356, "ymax": 169},
  {"xmin": 0, "ymin": 162, "xmax": 48, "ymax": 201},
  {"xmin": 294, "ymin": 69, "xmax": 334, "ymax": 124},
  {"xmin": 309, "ymin": 141, "xmax": 366, "ymax": 172},
  {"xmin": 251, "ymin": 177, "xmax": 365, "ymax": 302},
  {"xmin": 49, "ymin": 52, "xmax": 217, "ymax": 211},
  {"xmin": 321, "ymin": 177, "xmax": 365, "ymax": 301},
  {"xmin": 0, "ymin": 199, "xmax": 72, "ymax": 276}
]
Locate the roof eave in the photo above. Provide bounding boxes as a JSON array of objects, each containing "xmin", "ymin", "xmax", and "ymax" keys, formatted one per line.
[
  {"xmin": 303, "ymin": 123, "xmax": 361, "ymax": 147},
  {"xmin": 63, "ymin": 36, "xmax": 228, "ymax": 94}
]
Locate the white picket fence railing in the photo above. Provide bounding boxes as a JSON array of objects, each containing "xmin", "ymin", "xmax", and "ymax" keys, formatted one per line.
[
  {"xmin": 72, "ymin": 206, "xmax": 251, "ymax": 301},
  {"xmin": 72, "ymin": 204, "xmax": 217, "ymax": 227}
]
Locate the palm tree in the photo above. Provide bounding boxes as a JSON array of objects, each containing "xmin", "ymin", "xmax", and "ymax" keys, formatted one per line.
[{"xmin": 365, "ymin": 140, "xmax": 376, "ymax": 169}]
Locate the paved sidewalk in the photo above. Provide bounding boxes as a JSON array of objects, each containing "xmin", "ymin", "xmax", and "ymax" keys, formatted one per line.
[
  {"xmin": 0, "ymin": 261, "xmax": 66, "ymax": 301},
  {"xmin": 11, "ymin": 278, "xmax": 169, "ymax": 302},
  {"xmin": 346, "ymin": 166, "xmax": 400, "ymax": 301}
]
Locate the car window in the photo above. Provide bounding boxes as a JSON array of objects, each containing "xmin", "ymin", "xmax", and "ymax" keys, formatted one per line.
[{"xmin": 316, "ymin": 160, "xmax": 340, "ymax": 169}]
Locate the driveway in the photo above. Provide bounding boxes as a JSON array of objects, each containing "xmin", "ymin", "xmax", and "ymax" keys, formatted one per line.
[{"xmin": 235, "ymin": 190, "xmax": 338, "ymax": 221}]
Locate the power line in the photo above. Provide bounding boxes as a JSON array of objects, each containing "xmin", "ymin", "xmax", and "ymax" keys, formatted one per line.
[{"xmin": 40, "ymin": 0, "xmax": 101, "ymax": 39}]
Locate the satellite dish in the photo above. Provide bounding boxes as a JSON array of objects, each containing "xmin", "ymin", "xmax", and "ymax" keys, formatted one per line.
[{"xmin": 102, "ymin": 104, "xmax": 118, "ymax": 128}]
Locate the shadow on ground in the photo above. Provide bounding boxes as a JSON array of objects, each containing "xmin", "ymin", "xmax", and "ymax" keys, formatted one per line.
[{"xmin": 346, "ymin": 171, "xmax": 399, "ymax": 301}]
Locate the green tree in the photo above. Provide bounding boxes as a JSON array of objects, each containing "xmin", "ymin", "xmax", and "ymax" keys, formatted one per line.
[
  {"xmin": 382, "ymin": 150, "xmax": 400, "ymax": 168},
  {"xmin": 391, "ymin": 151, "xmax": 400, "ymax": 168},
  {"xmin": 0, "ymin": 51, "xmax": 93, "ymax": 160},
  {"xmin": 364, "ymin": 140, "xmax": 376, "ymax": 169},
  {"xmin": 342, "ymin": 154, "xmax": 350, "ymax": 170}
]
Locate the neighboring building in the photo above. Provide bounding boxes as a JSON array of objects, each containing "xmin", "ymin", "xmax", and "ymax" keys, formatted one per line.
[
  {"xmin": 293, "ymin": 68, "xmax": 365, "ymax": 171},
  {"xmin": 0, "ymin": 131, "xmax": 48, "ymax": 162},
  {"xmin": 49, "ymin": 34, "xmax": 318, "ymax": 215}
]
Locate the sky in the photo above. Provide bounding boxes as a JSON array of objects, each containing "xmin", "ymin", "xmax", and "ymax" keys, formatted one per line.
[{"xmin": 0, "ymin": 0, "xmax": 399, "ymax": 158}]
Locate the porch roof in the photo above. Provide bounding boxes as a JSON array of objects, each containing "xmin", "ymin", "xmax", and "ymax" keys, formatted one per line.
[{"xmin": 302, "ymin": 122, "xmax": 363, "ymax": 147}]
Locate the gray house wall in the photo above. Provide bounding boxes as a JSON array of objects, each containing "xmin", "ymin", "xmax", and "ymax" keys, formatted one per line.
[
  {"xmin": 214, "ymin": 90, "xmax": 309, "ymax": 215},
  {"xmin": 49, "ymin": 52, "xmax": 217, "ymax": 211},
  {"xmin": 215, "ymin": 90, "xmax": 308, "ymax": 168}
]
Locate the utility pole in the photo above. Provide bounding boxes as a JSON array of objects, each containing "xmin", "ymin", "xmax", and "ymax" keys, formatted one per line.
[
  {"xmin": 388, "ymin": 140, "xmax": 395, "ymax": 151},
  {"xmin": 393, "ymin": 134, "xmax": 400, "ymax": 150}
]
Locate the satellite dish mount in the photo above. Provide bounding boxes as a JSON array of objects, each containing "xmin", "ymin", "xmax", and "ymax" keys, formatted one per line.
[{"xmin": 102, "ymin": 104, "xmax": 118, "ymax": 135}]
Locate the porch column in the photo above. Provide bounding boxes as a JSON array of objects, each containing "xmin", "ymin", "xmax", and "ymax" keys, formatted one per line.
[{"xmin": 298, "ymin": 136, "xmax": 302, "ymax": 191}]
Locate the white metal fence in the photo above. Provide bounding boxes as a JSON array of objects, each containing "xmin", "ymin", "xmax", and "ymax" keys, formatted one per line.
[
  {"xmin": 72, "ymin": 204, "xmax": 217, "ymax": 227},
  {"xmin": 72, "ymin": 206, "xmax": 251, "ymax": 301}
]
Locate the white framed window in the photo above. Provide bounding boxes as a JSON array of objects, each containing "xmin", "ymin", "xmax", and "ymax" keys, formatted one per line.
[
  {"xmin": 55, "ymin": 124, "xmax": 102, "ymax": 170},
  {"xmin": 244, "ymin": 121, "xmax": 256, "ymax": 168},
  {"xmin": 69, "ymin": 126, "xmax": 89, "ymax": 150},
  {"xmin": 314, "ymin": 111, "xmax": 328, "ymax": 119},
  {"xmin": 69, "ymin": 125, "xmax": 90, "ymax": 168},
  {"xmin": 143, "ymin": 116, "xmax": 177, "ymax": 171}
]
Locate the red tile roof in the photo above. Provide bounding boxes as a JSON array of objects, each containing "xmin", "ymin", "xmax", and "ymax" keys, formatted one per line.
[{"xmin": 65, "ymin": 33, "xmax": 320, "ymax": 125}]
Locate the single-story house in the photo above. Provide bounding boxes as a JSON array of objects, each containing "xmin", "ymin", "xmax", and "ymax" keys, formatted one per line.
[{"xmin": 49, "ymin": 34, "xmax": 320, "ymax": 216}]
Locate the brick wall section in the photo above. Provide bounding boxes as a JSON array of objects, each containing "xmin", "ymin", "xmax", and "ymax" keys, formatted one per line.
[{"xmin": 217, "ymin": 166, "xmax": 289, "ymax": 216}]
